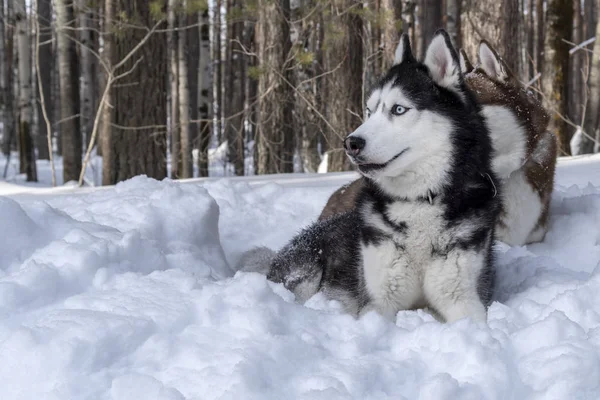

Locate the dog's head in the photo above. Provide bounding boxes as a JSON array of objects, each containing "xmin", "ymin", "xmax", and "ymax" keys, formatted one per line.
[
  {"xmin": 460, "ymin": 41, "xmax": 550, "ymax": 145},
  {"xmin": 344, "ymin": 30, "xmax": 474, "ymax": 183}
]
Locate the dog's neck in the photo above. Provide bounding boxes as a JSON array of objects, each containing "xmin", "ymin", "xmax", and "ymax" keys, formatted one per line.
[{"xmin": 369, "ymin": 154, "xmax": 451, "ymax": 202}]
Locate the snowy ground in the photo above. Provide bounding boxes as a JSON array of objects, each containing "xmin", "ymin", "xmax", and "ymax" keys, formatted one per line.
[{"xmin": 1, "ymin": 154, "xmax": 600, "ymax": 399}]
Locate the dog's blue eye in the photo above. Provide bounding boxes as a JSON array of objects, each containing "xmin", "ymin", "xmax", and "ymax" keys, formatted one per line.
[
  {"xmin": 365, "ymin": 108, "xmax": 371, "ymax": 118},
  {"xmin": 391, "ymin": 105, "xmax": 408, "ymax": 116}
]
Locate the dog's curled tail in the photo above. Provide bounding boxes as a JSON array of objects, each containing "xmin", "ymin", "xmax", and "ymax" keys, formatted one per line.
[{"xmin": 235, "ymin": 246, "xmax": 276, "ymax": 275}]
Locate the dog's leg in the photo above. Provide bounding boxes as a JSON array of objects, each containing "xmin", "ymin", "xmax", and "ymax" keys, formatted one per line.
[{"xmin": 423, "ymin": 250, "xmax": 488, "ymax": 323}]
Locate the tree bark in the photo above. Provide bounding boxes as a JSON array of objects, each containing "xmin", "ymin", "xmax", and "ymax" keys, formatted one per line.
[
  {"xmin": 570, "ymin": 0, "xmax": 583, "ymax": 127},
  {"xmin": 418, "ymin": 0, "xmax": 442, "ymax": 58},
  {"xmin": 527, "ymin": 0, "xmax": 535, "ymax": 79},
  {"xmin": 36, "ymin": 0, "xmax": 52, "ymax": 160},
  {"xmin": 581, "ymin": 3, "xmax": 600, "ymax": 154},
  {"xmin": 213, "ymin": 0, "xmax": 223, "ymax": 145},
  {"xmin": 462, "ymin": 0, "xmax": 519, "ymax": 73},
  {"xmin": 198, "ymin": 7, "xmax": 212, "ymax": 177},
  {"xmin": 2, "ymin": 0, "xmax": 16, "ymax": 157},
  {"xmin": 56, "ymin": 0, "xmax": 82, "ymax": 183},
  {"xmin": 101, "ymin": 0, "xmax": 168, "ymax": 185},
  {"xmin": 382, "ymin": 0, "xmax": 403, "ymax": 67},
  {"xmin": 322, "ymin": 0, "xmax": 363, "ymax": 172},
  {"xmin": 78, "ymin": 0, "xmax": 96, "ymax": 150},
  {"xmin": 535, "ymin": 0, "xmax": 545, "ymax": 93},
  {"xmin": 543, "ymin": 0, "xmax": 573, "ymax": 155},
  {"xmin": 16, "ymin": 0, "xmax": 38, "ymax": 181},
  {"xmin": 187, "ymin": 12, "xmax": 199, "ymax": 163},
  {"xmin": 445, "ymin": 0, "xmax": 461, "ymax": 48},
  {"xmin": 256, "ymin": 0, "xmax": 295, "ymax": 174},
  {"xmin": 178, "ymin": 2, "xmax": 192, "ymax": 178},
  {"xmin": 168, "ymin": 0, "xmax": 180, "ymax": 178}
]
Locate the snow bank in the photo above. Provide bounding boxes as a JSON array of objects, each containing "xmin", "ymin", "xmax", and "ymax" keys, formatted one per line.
[{"xmin": 1, "ymin": 157, "xmax": 600, "ymax": 399}]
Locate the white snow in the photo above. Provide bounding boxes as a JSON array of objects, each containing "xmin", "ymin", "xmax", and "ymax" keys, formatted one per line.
[{"xmin": 1, "ymin": 154, "xmax": 600, "ymax": 399}]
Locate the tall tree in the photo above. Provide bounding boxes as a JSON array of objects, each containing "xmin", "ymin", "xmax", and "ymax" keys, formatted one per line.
[
  {"xmin": 213, "ymin": 0, "xmax": 223, "ymax": 145},
  {"xmin": 570, "ymin": 0, "xmax": 583, "ymax": 127},
  {"xmin": 36, "ymin": 0, "xmax": 52, "ymax": 160},
  {"xmin": 535, "ymin": 0, "xmax": 545, "ymax": 88},
  {"xmin": 322, "ymin": 0, "xmax": 363, "ymax": 172},
  {"xmin": 78, "ymin": 0, "xmax": 97, "ymax": 149},
  {"xmin": 0, "ymin": 0, "xmax": 6, "ymax": 156},
  {"xmin": 101, "ymin": 0, "xmax": 168, "ymax": 185},
  {"xmin": 15, "ymin": 0, "xmax": 37, "ymax": 181},
  {"xmin": 382, "ymin": 0, "xmax": 403, "ymax": 67},
  {"xmin": 198, "ymin": 7, "xmax": 212, "ymax": 176},
  {"xmin": 581, "ymin": 2, "xmax": 600, "ymax": 154},
  {"xmin": 446, "ymin": 0, "xmax": 461, "ymax": 48},
  {"xmin": 418, "ymin": 0, "xmax": 442, "ymax": 58},
  {"xmin": 527, "ymin": 0, "xmax": 535, "ymax": 79},
  {"xmin": 187, "ymin": 11, "xmax": 200, "ymax": 167},
  {"xmin": 255, "ymin": 0, "xmax": 295, "ymax": 174},
  {"xmin": 178, "ymin": 1, "xmax": 193, "ymax": 178},
  {"xmin": 543, "ymin": 0, "xmax": 573, "ymax": 154},
  {"xmin": 168, "ymin": 0, "xmax": 180, "ymax": 178},
  {"xmin": 223, "ymin": 0, "xmax": 245, "ymax": 175},
  {"xmin": 55, "ymin": 0, "xmax": 82, "ymax": 183},
  {"xmin": 462, "ymin": 0, "xmax": 519, "ymax": 72},
  {"xmin": 2, "ymin": 0, "xmax": 15, "ymax": 158}
]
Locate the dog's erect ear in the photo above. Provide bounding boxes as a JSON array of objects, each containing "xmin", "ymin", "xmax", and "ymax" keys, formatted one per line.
[
  {"xmin": 393, "ymin": 33, "xmax": 415, "ymax": 65},
  {"xmin": 424, "ymin": 29, "xmax": 463, "ymax": 93},
  {"xmin": 459, "ymin": 49, "xmax": 474, "ymax": 74},
  {"xmin": 478, "ymin": 40, "xmax": 511, "ymax": 82}
]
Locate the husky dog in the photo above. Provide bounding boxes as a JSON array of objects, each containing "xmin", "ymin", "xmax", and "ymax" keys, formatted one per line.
[
  {"xmin": 318, "ymin": 42, "xmax": 556, "ymax": 247},
  {"xmin": 460, "ymin": 42, "xmax": 556, "ymax": 245},
  {"xmin": 243, "ymin": 31, "xmax": 501, "ymax": 323}
]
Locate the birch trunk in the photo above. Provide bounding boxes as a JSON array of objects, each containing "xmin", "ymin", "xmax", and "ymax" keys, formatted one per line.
[
  {"xmin": 55, "ymin": 0, "xmax": 82, "ymax": 183},
  {"xmin": 100, "ymin": 0, "xmax": 113, "ymax": 185},
  {"xmin": 198, "ymin": 8, "xmax": 212, "ymax": 177},
  {"xmin": 16, "ymin": 0, "xmax": 38, "ymax": 181},
  {"xmin": 213, "ymin": 0, "xmax": 222, "ymax": 145},
  {"xmin": 178, "ymin": 2, "xmax": 192, "ymax": 178}
]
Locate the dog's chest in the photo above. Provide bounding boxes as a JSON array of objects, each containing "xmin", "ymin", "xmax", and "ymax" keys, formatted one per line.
[
  {"xmin": 360, "ymin": 200, "xmax": 449, "ymax": 313},
  {"xmin": 374, "ymin": 200, "xmax": 448, "ymax": 258}
]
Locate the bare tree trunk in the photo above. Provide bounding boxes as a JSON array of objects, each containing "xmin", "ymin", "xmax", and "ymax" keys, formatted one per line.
[
  {"xmin": 178, "ymin": 2, "xmax": 192, "ymax": 179},
  {"xmin": 102, "ymin": 0, "xmax": 168, "ymax": 185},
  {"xmin": 36, "ymin": 0, "xmax": 52, "ymax": 160},
  {"xmin": 256, "ymin": 0, "xmax": 295, "ymax": 174},
  {"xmin": 543, "ymin": 0, "xmax": 573, "ymax": 155},
  {"xmin": 56, "ymin": 0, "xmax": 82, "ymax": 183},
  {"xmin": 0, "ymin": 0, "xmax": 4, "ymax": 132},
  {"xmin": 581, "ymin": 4, "xmax": 600, "ymax": 154},
  {"xmin": 78, "ymin": 0, "xmax": 95, "ymax": 149},
  {"xmin": 527, "ymin": 0, "xmax": 535, "ymax": 79},
  {"xmin": 403, "ymin": 1, "xmax": 417, "ymax": 51},
  {"xmin": 2, "ymin": 1, "xmax": 16, "ymax": 157},
  {"xmin": 223, "ymin": 0, "xmax": 246, "ymax": 175},
  {"xmin": 382, "ymin": 0, "xmax": 403, "ymax": 67},
  {"xmin": 569, "ymin": 0, "xmax": 583, "ymax": 127},
  {"xmin": 535, "ymin": 0, "xmax": 545, "ymax": 94},
  {"xmin": 323, "ymin": 0, "xmax": 363, "ymax": 172},
  {"xmin": 462, "ymin": 0, "xmax": 519, "ymax": 72},
  {"xmin": 168, "ymin": 0, "xmax": 180, "ymax": 178},
  {"xmin": 198, "ymin": 7, "xmax": 212, "ymax": 177},
  {"xmin": 446, "ymin": 0, "xmax": 461, "ymax": 48},
  {"xmin": 187, "ymin": 12, "xmax": 199, "ymax": 165},
  {"xmin": 213, "ymin": 0, "xmax": 222, "ymax": 145},
  {"xmin": 52, "ymin": 27, "xmax": 62, "ymax": 155},
  {"xmin": 100, "ymin": 0, "xmax": 113, "ymax": 184},
  {"xmin": 16, "ymin": 0, "xmax": 37, "ymax": 181},
  {"xmin": 418, "ymin": 0, "xmax": 442, "ymax": 59}
]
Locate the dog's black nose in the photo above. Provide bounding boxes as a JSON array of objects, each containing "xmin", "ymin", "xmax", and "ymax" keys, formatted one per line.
[{"xmin": 344, "ymin": 136, "xmax": 366, "ymax": 157}]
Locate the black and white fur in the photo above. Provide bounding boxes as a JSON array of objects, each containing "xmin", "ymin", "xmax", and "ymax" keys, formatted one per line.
[{"xmin": 243, "ymin": 31, "xmax": 501, "ymax": 323}]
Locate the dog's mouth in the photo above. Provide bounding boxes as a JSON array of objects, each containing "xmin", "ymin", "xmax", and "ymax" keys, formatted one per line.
[{"xmin": 356, "ymin": 148, "xmax": 410, "ymax": 173}]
